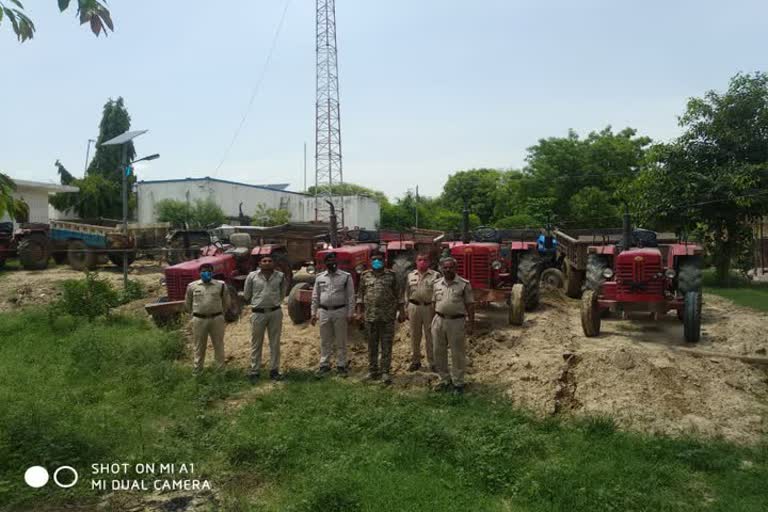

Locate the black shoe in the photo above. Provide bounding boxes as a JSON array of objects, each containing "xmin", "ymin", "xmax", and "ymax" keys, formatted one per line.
[
  {"xmin": 452, "ymin": 384, "xmax": 465, "ymax": 395},
  {"xmin": 336, "ymin": 366, "xmax": 348, "ymax": 378},
  {"xmin": 248, "ymin": 373, "xmax": 260, "ymax": 384},
  {"xmin": 407, "ymin": 362, "xmax": 421, "ymax": 372},
  {"xmin": 270, "ymin": 370, "xmax": 283, "ymax": 381},
  {"xmin": 363, "ymin": 371, "xmax": 380, "ymax": 382},
  {"xmin": 317, "ymin": 365, "xmax": 331, "ymax": 376}
]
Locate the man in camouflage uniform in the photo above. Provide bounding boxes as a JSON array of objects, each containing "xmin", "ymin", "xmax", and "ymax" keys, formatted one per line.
[
  {"xmin": 356, "ymin": 252, "xmax": 405, "ymax": 384},
  {"xmin": 185, "ymin": 263, "xmax": 231, "ymax": 375},
  {"xmin": 404, "ymin": 254, "xmax": 441, "ymax": 372},
  {"xmin": 431, "ymin": 256, "xmax": 474, "ymax": 393},
  {"xmin": 311, "ymin": 252, "xmax": 355, "ymax": 376}
]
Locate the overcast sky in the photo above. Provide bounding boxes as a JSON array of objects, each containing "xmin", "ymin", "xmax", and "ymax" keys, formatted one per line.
[{"xmin": 2, "ymin": 0, "xmax": 766, "ymax": 198}]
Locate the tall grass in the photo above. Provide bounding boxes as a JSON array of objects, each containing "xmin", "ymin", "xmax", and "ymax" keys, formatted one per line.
[{"xmin": 703, "ymin": 269, "xmax": 768, "ymax": 312}]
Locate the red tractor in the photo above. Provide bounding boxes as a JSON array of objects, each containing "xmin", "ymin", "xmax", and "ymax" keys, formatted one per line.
[
  {"xmin": 145, "ymin": 232, "xmax": 269, "ymax": 325},
  {"xmin": 286, "ymin": 242, "xmax": 380, "ymax": 324},
  {"xmin": 580, "ymin": 213, "xmax": 703, "ymax": 342},
  {"xmin": 445, "ymin": 217, "xmax": 542, "ymax": 326}
]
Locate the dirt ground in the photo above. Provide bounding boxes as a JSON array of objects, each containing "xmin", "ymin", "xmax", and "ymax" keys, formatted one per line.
[{"xmin": 2, "ymin": 262, "xmax": 767, "ymax": 443}]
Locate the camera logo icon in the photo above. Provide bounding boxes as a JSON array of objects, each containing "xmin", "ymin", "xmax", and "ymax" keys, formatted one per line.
[{"xmin": 24, "ymin": 466, "xmax": 79, "ymax": 489}]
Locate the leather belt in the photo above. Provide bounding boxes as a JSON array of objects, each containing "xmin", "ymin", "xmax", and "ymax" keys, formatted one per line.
[
  {"xmin": 252, "ymin": 305, "xmax": 281, "ymax": 313},
  {"xmin": 409, "ymin": 299, "xmax": 432, "ymax": 306},
  {"xmin": 319, "ymin": 304, "xmax": 347, "ymax": 311},
  {"xmin": 435, "ymin": 312, "xmax": 465, "ymax": 320},
  {"xmin": 193, "ymin": 312, "xmax": 222, "ymax": 319}
]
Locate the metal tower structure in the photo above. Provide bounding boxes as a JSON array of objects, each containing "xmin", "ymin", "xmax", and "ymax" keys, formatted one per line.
[{"xmin": 314, "ymin": 0, "xmax": 344, "ymax": 225}]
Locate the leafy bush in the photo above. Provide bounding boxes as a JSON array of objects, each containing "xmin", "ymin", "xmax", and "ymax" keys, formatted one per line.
[
  {"xmin": 57, "ymin": 272, "xmax": 120, "ymax": 320},
  {"xmin": 253, "ymin": 203, "xmax": 291, "ymax": 226},
  {"xmin": 156, "ymin": 197, "xmax": 226, "ymax": 228},
  {"xmin": 119, "ymin": 279, "xmax": 145, "ymax": 304}
]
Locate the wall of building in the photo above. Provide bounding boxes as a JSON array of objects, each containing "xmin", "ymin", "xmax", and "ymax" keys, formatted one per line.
[
  {"xmin": 0, "ymin": 186, "xmax": 53, "ymax": 225},
  {"xmin": 137, "ymin": 178, "xmax": 380, "ymax": 229}
]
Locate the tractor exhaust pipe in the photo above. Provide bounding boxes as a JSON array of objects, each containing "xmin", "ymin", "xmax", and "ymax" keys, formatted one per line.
[
  {"xmin": 326, "ymin": 200, "xmax": 339, "ymax": 248},
  {"xmin": 461, "ymin": 203, "xmax": 470, "ymax": 244},
  {"xmin": 622, "ymin": 205, "xmax": 632, "ymax": 252}
]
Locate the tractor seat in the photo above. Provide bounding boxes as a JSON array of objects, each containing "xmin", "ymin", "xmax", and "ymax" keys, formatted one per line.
[
  {"xmin": 225, "ymin": 232, "xmax": 253, "ymax": 258},
  {"xmin": 225, "ymin": 246, "xmax": 251, "ymax": 258}
]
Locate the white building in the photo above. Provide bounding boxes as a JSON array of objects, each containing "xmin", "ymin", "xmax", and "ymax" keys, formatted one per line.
[
  {"xmin": 137, "ymin": 177, "xmax": 380, "ymax": 229},
  {"xmin": 0, "ymin": 178, "xmax": 79, "ymax": 226}
]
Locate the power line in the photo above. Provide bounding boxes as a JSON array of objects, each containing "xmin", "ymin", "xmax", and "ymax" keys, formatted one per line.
[{"xmin": 212, "ymin": 0, "xmax": 292, "ymax": 176}]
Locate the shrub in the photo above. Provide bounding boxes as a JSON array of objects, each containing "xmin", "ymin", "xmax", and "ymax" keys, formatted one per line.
[
  {"xmin": 119, "ymin": 279, "xmax": 145, "ymax": 304},
  {"xmin": 57, "ymin": 272, "xmax": 120, "ymax": 320}
]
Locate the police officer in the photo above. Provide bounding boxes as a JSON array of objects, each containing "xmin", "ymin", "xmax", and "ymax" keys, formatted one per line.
[
  {"xmin": 311, "ymin": 252, "xmax": 355, "ymax": 376},
  {"xmin": 356, "ymin": 252, "xmax": 405, "ymax": 385},
  {"xmin": 243, "ymin": 255, "xmax": 288, "ymax": 382},
  {"xmin": 404, "ymin": 254, "xmax": 441, "ymax": 372},
  {"xmin": 431, "ymin": 257, "xmax": 474, "ymax": 393},
  {"xmin": 184, "ymin": 263, "xmax": 231, "ymax": 375}
]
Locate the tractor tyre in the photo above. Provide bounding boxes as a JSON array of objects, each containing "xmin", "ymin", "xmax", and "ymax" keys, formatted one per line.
[
  {"xmin": 678, "ymin": 256, "xmax": 703, "ymax": 294},
  {"xmin": 18, "ymin": 234, "xmax": 50, "ymax": 270},
  {"xmin": 564, "ymin": 263, "xmax": 584, "ymax": 298},
  {"xmin": 585, "ymin": 254, "xmax": 608, "ymax": 292},
  {"xmin": 108, "ymin": 252, "xmax": 136, "ymax": 268},
  {"xmin": 288, "ymin": 282, "xmax": 312, "ymax": 324},
  {"xmin": 67, "ymin": 240, "xmax": 97, "ymax": 270},
  {"xmin": 392, "ymin": 253, "xmax": 415, "ymax": 293},
  {"xmin": 224, "ymin": 284, "xmax": 243, "ymax": 323},
  {"xmin": 272, "ymin": 253, "xmax": 294, "ymax": 292},
  {"xmin": 52, "ymin": 251, "xmax": 67, "ymax": 265},
  {"xmin": 0, "ymin": 257, "xmax": 5, "ymax": 269},
  {"xmin": 508, "ymin": 283, "xmax": 525, "ymax": 326},
  {"xmin": 581, "ymin": 290, "xmax": 601, "ymax": 337},
  {"xmin": 517, "ymin": 252, "xmax": 541, "ymax": 311},
  {"xmin": 683, "ymin": 291, "xmax": 701, "ymax": 343},
  {"xmin": 541, "ymin": 268, "xmax": 564, "ymax": 290}
]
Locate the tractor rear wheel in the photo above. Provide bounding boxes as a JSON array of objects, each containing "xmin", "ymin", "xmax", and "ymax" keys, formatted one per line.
[
  {"xmin": 288, "ymin": 282, "xmax": 312, "ymax": 324},
  {"xmin": 18, "ymin": 234, "xmax": 50, "ymax": 270},
  {"xmin": 224, "ymin": 284, "xmax": 243, "ymax": 323},
  {"xmin": 581, "ymin": 290, "xmax": 601, "ymax": 337},
  {"xmin": 108, "ymin": 252, "xmax": 136, "ymax": 268},
  {"xmin": 272, "ymin": 253, "xmax": 294, "ymax": 292},
  {"xmin": 508, "ymin": 283, "xmax": 524, "ymax": 326},
  {"xmin": 564, "ymin": 263, "xmax": 584, "ymax": 298},
  {"xmin": 683, "ymin": 291, "xmax": 701, "ymax": 343},
  {"xmin": 68, "ymin": 240, "xmax": 97, "ymax": 270},
  {"xmin": 585, "ymin": 254, "xmax": 608, "ymax": 291},
  {"xmin": 517, "ymin": 252, "xmax": 541, "ymax": 311},
  {"xmin": 541, "ymin": 268, "xmax": 564, "ymax": 290},
  {"xmin": 52, "ymin": 251, "xmax": 67, "ymax": 265},
  {"xmin": 392, "ymin": 253, "xmax": 415, "ymax": 293}
]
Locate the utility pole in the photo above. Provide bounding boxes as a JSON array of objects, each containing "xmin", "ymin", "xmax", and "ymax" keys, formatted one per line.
[
  {"xmin": 315, "ymin": 0, "xmax": 344, "ymax": 226},
  {"xmin": 415, "ymin": 185, "xmax": 419, "ymax": 229},
  {"xmin": 84, "ymin": 138, "xmax": 95, "ymax": 174},
  {"xmin": 303, "ymin": 141, "xmax": 307, "ymax": 192}
]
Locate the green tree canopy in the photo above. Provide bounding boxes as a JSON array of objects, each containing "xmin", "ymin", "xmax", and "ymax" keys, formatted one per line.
[
  {"xmin": 0, "ymin": 0, "xmax": 112, "ymax": 42},
  {"xmin": 306, "ymin": 183, "xmax": 389, "ymax": 205},
  {"xmin": 441, "ymin": 169, "xmax": 503, "ymax": 224},
  {"xmin": 253, "ymin": 204, "xmax": 291, "ymax": 227},
  {"xmin": 631, "ymin": 72, "xmax": 768, "ymax": 282},
  {"xmin": 88, "ymin": 98, "xmax": 135, "ymax": 181},
  {"xmin": 155, "ymin": 198, "xmax": 226, "ymax": 229}
]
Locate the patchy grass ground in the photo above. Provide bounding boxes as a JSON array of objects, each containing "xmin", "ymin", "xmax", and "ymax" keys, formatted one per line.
[
  {"xmin": 1, "ymin": 309, "xmax": 767, "ymax": 512},
  {"xmin": 704, "ymin": 269, "xmax": 768, "ymax": 312}
]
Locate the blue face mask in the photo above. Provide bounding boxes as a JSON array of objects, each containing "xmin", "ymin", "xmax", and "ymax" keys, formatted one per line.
[
  {"xmin": 372, "ymin": 259, "xmax": 384, "ymax": 270},
  {"xmin": 200, "ymin": 271, "xmax": 213, "ymax": 282}
]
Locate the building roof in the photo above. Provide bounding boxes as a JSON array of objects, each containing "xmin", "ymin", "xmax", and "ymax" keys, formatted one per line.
[
  {"xmin": 11, "ymin": 178, "xmax": 79, "ymax": 193},
  {"xmin": 137, "ymin": 177, "xmax": 306, "ymax": 196}
]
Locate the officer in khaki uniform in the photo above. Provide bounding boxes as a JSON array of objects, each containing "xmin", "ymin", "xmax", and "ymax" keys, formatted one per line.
[
  {"xmin": 404, "ymin": 254, "xmax": 441, "ymax": 372},
  {"xmin": 356, "ymin": 252, "xmax": 405, "ymax": 384},
  {"xmin": 431, "ymin": 257, "xmax": 474, "ymax": 393},
  {"xmin": 185, "ymin": 263, "xmax": 231, "ymax": 375},
  {"xmin": 243, "ymin": 255, "xmax": 288, "ymax": 382},
  {"xmin": 311, "ymin": 252, "xmax": 355, "ymax": 376}
]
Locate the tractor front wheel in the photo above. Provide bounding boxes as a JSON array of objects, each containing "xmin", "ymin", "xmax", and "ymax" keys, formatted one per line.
[
  {"xmin": 224, "ymin": 284, "xmax": 243, "ymax": 322},
  {"xmin": 517, "ymin": 252, "xmax": 541, "ymax": 311},
  {"xmin": 508, "ymin": 283, "xmax": 524, "ymax": 326},
  {"xmin": 68, "ymin": 240, "xmax": 97, "ymax": 270},
  {"xmin": 288, "ymin": 282, "xmax": 312, "ymax": 324},
  {"xmin": 581, "ymin": 290, "xmax": 601, "ymax": 337},
  {"xmin": 564, "ymin": 263, "xmax": 584, "ymax": 298},
  {"xmin": 683, "ymin": 291, "xmax": 701, "ymax": 343},
  {"xmin": 541, "ymin": 268, "xmax": 564, "ymax": 290}
]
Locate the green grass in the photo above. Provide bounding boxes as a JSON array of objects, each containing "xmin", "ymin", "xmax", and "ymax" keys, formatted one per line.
[
  {"xmin": 1, "ymin": 309, "xmax": 767, "ymax": 511},
  {"xmin": 703, "ymin": 269, "xmax": 768, "ymax": 312}
]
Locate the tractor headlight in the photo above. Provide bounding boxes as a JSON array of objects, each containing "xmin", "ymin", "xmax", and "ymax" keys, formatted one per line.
[
  {"xmin": 491, "ymin": 260, "xmax": 503, "ymax": 270},
  {"xmin": 306, "ymin": 264, "xmax": 316, "ymax": 275},
  {"xmin": 602, "ymin": 268, "xmax": 614, "ymax": 279},
  {"xmin": 665, "ymin": 269, "xmax": 676, "ymax": 279},
  {"xmin": 355, "ymin": 263, "xmax": 365, "ymax": 274}
]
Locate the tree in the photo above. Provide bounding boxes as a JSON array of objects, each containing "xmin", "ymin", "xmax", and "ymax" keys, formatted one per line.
[
  {"xmin": 155, "ymin": 199, "xmax": 191, "ymax": 229},
  {"xmin": 155, "ymin": 198, "xmax": 226, "ymax": 229},
  {"xmin": 1, "ymin": 0, "xmax": 113, "ymax": 43},
  {"xmin": 50, "ymin": 98, "xmax": 137, "ymax": 219},
  {"xmin": 632, "ymin": 72, "xmax": 768, "ymax": 283},
  {"xmin": 306, "ymin": 183, "xmax": 388, "ymax": 205},
  {"xmin": 0, "ymin": 173, "xmax": 29, "ymax": 221},
  {"xmin": 253, "ymin": 204, "xmax": 291, "ymax": 226},
  {"xmin": 441, "ymin": 169, "xmax": 503, "ymax": 224}
]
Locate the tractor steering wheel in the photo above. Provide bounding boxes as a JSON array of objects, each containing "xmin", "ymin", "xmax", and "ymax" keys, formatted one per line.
[{"xmin": 473, "ymin": 226, "xmax": 498, "ymax": 242}]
